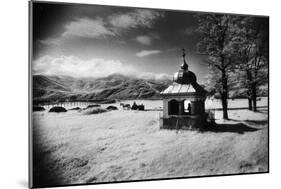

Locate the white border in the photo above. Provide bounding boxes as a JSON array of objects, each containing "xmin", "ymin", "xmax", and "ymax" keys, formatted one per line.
[{"xmin": 1, "ymin": 0, "xmax": 280, "ymax": 189}]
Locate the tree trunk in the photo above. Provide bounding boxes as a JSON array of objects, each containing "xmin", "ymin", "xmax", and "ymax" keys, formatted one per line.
[
  {"xmin": 248, "ymin": 97, "xmax": 252, "ymax": 110},
  {"xmin": 252, "ymin": 83, "xmax": 257, "ymax": 111},
  {"xmin": 252, "ymin": 63, "xmax": 258, "ymax": 112},
  {"xmin": 221, "ymin": 69, "xmax": 229, "ymax": 119},
  {"xmin": 221, "ymin": 93, "xmax": 228, "ymax": 119},
  {"xmin": 246, "ymin": 69, "xmax": 253, "ymax": 110}
]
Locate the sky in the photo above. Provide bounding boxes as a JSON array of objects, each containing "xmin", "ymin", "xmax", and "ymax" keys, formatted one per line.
[{"xmin": 32, "ymin": 2, "xmax": 209, "ymax": 82}]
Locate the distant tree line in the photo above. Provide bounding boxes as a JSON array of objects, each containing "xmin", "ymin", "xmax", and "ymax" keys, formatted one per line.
[{"xmin": 196, "ymin": 14, "xmax": 268, "ymax": 119}]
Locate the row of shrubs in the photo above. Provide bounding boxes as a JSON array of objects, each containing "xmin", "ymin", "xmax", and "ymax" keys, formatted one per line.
[{"xmin": 33, "ymin": 104, "xmax": 118, "ymax": 114}]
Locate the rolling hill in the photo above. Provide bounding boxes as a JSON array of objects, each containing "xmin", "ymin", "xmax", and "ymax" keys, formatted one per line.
[
  {"xmin": 33, "ymin": 74, "xmax": 172, "ymax": 102},
  {"xmin": 33, "ymin": 73, "xmax": 268, "ymax": 103}
]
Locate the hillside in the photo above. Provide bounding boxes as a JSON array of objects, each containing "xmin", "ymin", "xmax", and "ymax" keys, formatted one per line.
[
  {"xmin": 33, "ymin": 74, "xmax": 268, "ymax": 103},
  {"xmin": 33, "ymin": 74, "xmax": 172, "ymax": 102}
]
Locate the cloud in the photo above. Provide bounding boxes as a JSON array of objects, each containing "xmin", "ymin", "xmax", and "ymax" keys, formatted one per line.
[
  {"xmin": 138, "ymin": 72, "xmax": 171, "ymax": 80},
  {"xmin": 62, "ymin": 18, "xmax": 115, "ymax": 38},
  {"xmin": 39, "ymin": 9, "xmax": 164, "ymax": 46},
  {"xmin": 136, "ymin": 33, "xmax": 160, "ymax": 45},
  {"xmin": 109, "ymin": 9, "xmax": 164, "ymax": 29},
  {"xmin": 33, "ymin": 55, "xmax": 136, "ymax": 78},
  {"xmin": 33, "ymin": 55, "xmax": 170, "ymax": 80},
  {"xmin": 136, "ymin": 50, "xmax": 161, "ymax": 57},
  {"xmin": 109, "ymin": 14, "xmax": 135, "ymax": 29},
  {"xmin": 136, "ymin": 35, "xmax": 151, "ymax": 45},
  {"xmin": 39, "ymin": 18, "xmax": 115, "ymax": 45}
]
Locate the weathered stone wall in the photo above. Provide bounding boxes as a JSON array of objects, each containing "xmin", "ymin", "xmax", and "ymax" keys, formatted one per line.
[{"xmin": 160, "ymin": 114, "xmax": 207, "ymax": 130}]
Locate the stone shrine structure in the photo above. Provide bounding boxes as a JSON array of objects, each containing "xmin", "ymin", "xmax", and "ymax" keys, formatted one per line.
[{"xmin": 160, "ymin": 49, "xmax": 208, "ymax": 130}]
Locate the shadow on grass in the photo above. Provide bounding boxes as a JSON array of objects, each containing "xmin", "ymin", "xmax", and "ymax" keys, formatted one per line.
[
  {"xmin": 32, "ymin": 121, "xmax": 91, "ymax": 188},
  {"xmin": 202, "ymin": 122, "xmax": 259, "ymax": 134},
  {"xmin": 228, "ymin": 118, "xmax": 268, "ymax": 126},
  {"xmin": 32, "ymin": 127, "xmax": 65, "ymax": 187},
  {"xmin": 244, "ymin": 119, "xmax": 268, "ymax": 125}
]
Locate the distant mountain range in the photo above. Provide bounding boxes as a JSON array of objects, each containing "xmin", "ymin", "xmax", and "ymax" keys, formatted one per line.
[
  {"xmin": 33, "ymin": 74, "xmax": 172, "ymax": 102},
  {"xmin": 33, "ymin": 73, "xmax": 268, "ymax": 103}
]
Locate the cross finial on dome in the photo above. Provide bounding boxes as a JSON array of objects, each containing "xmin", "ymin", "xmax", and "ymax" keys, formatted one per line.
[{"xmin": 181, "ymin": 48, "xmax": 188, "ymax": 70}]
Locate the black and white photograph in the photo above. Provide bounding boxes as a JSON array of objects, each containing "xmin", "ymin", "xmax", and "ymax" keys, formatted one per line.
[{"xmin": 29, "ymin": 1, "xmax": 269, "ymax": 188}]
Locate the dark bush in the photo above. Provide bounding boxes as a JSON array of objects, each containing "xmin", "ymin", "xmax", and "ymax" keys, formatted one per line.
[
  {"xmin": 131, "ymin": 102, "xmax": 138, "ymax": 110},
  {"xmin": 49, "ymin": 106, "xmax": 67, "ymax": 113},
  {"xmin": 138, "ymin": 104, "xmax": 145, "ymax": 111},
  {"xmin": 131, "ymin": 102, "xmax": 145, "ymax": 111},
  {"xmin": 106, "ymin": 106, "xmax": 118, "ymax": 110}
]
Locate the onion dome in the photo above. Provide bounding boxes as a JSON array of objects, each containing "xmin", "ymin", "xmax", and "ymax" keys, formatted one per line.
[{"xmin": 173, "ymin": 48, "xmax": 197, "ymax": 85}]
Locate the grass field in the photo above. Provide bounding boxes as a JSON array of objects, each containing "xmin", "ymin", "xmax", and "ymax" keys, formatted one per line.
[{"xmin": 32, "ymin": 98, "xmax": 268, "ymax": 187}]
